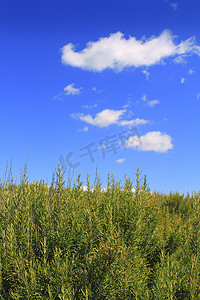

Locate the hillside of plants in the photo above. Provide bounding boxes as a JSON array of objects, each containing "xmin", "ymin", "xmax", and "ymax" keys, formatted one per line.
[{"xmin": 0, "ymin": 164, "xmax": 200, "ymax": 299}]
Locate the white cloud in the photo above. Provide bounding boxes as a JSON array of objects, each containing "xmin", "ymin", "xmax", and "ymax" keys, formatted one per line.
[
  {"xmin": 72, "ymin": 109, "xmax": 149, "ymax": 128},
  {"xmin": 197, "ymin": 93, "xmax": 200, "ymax": 100},
  {"xmin": 123, "ymin": 104, "xmax": 129, "ymax": 108},
  {"xmin": 116, "ymin": 158, "xmax": 125, "ymax": 164},
  {"xmin": 119, "ymin": 118, "xmax": 149, "ymax": 126},
  {"xmin": 82, "ymin": 104, "xmax": 97, "ymax": 109},
  {"xmin": 83, "ymin": 126, "xmax": 88, "ymax": 132},
  {"xmin": 142, "ymin": 69, "xmax": 150, "ymax": 80},
  {"xmin": 173, "ymin": 55, "xmax": 187, "ymax": 64},
  {"xmin": 72, "ymin": 109, "xmax": 125, "ymax": 127},
  {"xmin": 141, "ymin": 94, "xmax": 147, "ymax": 102},
  {"xmin": 53, "ymin": 92, "xmax": 63, "ymax": 101},
  {"xmin": 64, "ymin": 83, "xmax": 81, "ymax": 95},
  {"xmin": 141, "ymin": 94, "xmax": 160, "ymax": 107},
  {"xmin": 188, "ymin": 68, "xmax": 194, "ymax": 75},
  {"xmin": 91, "ymin": 87, "xmax": 104, "ymax": 94},
  {"xmin": 77, "ymin": 126, "xmax": 89, "ymax": 132},
  {"xmin": 123, "ymin": 99, "xmax": 132, "ymax": 109},
  {"xmin": 62, "ymin": 30, "xmax": 200, "ymax": 72},
  {"xmin": 147, "ymin": 100, "xmax": 160, "ymax": 107},
  {"xmin": 181, "ymin": 78, "xmax": 185, "ymax": 84},
  {"xmin": 126, "ymin": 131, "xmax": 173, "ymax": 153}
]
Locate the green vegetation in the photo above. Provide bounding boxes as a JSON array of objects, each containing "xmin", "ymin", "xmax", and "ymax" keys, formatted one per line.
[{"xmin": 0, "ymin": 164, "xmax": 200, "ymax": 299}]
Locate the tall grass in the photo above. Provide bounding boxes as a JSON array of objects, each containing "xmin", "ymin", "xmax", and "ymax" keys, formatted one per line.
[{"xmin": 0, "ymin": 164, "xmax": 199, "ymax": 299}]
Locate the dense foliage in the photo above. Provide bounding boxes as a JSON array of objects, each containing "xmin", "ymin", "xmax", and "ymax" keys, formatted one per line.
[{"xmin": 0, "ymin": 165, "xmax": 200, "ymax": 299}]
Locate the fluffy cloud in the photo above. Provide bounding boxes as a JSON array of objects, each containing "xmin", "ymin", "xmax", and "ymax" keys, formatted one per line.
[
  {"xmin": 72, "ymin": 109, "xmax": 149, "ymax": 128},
  {"xmin": 72, "ymin": 109, "xmax": 125, "ymax": 127},
  {"xmin": 64, "ymin": 83, "xmax": 81, "ymax": 95},
  {"xmin": 126, "ymin": 131, "xmax": 173, "ymax": 153},
  {"xmin": 116, "ymin": 158, "xmax": 125, "ymax": 164},
  {"xmin": 62, "ymin": 30, "xmax": 200, "ymax": 72}
]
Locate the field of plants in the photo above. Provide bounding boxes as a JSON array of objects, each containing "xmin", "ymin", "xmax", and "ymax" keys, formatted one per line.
[{"xmin": 0, "ymin": 164, "xmax": 200, "ymax": 299}]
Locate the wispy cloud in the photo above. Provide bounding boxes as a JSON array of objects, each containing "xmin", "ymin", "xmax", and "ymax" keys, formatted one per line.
[
  {"xmin": 82, "ymin": 104, "xmax": 97, "ymax": 109},
  {"xmin": 173, "ymin": 55, "xmax": 187, "ymax": 64},
  {"xmin": 53, "ymin": 83, "xmax": 81, "ymax": 100},
  {"xmin": 123, "ymin": 99, "xmax": 132, "ymax": 109},
  {"xmin": 165, "ymin": 0, "xmax": 178, "ymax": 11},
  {"xmin": 62, "ymin": 30, "xmax": 200, "ymax": 72},
  {"xmin": 91, "ymin": 86, "xmax": 104, "ymax": 94},
  {"xmin": 116, "ymin": 158, "xmax": 125, "ymax": 164},
  {"xmin": 142, "ymin": 69, "xmax": 150, "ymax": 80},
  {"xmin": 170, "ymin": 2, "xmax": 178, "ymax": 10},
  {"xmin": 119, "ymin": 118, "xmax": 149, "ymax": 126},
  {"xmin": 53, "ymin": 92, "xmax": 63, "ymax": 101},
  {"xmin": 148, "ymin": 100, "xmax": 160, "ymax": 107},
  {"xmin": 141, "ymin": 94, "xmax": 160, "ymax": 107},
  {"xmin": 71, "ymin": 109, "xmax": 149, "ymax": 128},
  {"xmin": 64, "ymin": 83, "xmax": 81, "ymax": 95},
  {"xmin": 188, "ymin": 68, "xmax": 194, "ymax": 75},
  {"xmin": 77, "ymin": 126, "xmax": 89, "ymax": 132},
  {"xmin": 126, "ymin": 131, "xmax": 173, "ymax": 153}
]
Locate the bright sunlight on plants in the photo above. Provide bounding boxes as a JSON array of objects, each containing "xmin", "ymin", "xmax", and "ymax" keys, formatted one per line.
[{"xmin": 0, "ymin": 164, "xmax": 200, "ymax": 299}]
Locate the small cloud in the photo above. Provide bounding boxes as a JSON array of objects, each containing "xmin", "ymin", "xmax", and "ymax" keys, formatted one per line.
[
  {"xmin": 173, "ymin": 55, "xmax": 187, "ymax": 64},
  {"xmin": 142, "ymin": 69, "xmax": 150, "ymax": 80},
  {"xmin": 197, "ymin": 93, "xmax": 200, "ymax": 100},
  {"xmin": 147, "ymin": 100, "xmax": 160, "ymax": 107},
  {"xmin": 126, "ymin": 131, "xmax": 173, "ymax": 153},
  {"xmin": 53, "ymin": 92, "xmax": 63, "ymax": 101},
  {"xmin": 141, "ymin": 94, "xmax": 147, "ymax": 102},
  {"xmin": 123, "ymin": 104, "xmax": 129, "ymax": 108},
  {"xmin": 77, "ymin": 126, "xmax": 89, "ymax": 132},
  {"xmin": 141, "ymin": 94, "xmax": 160, "ymax": 107},
  {"xmin": 127, "ymin": 110, "xmax": 134, "ymax": 118},
  {"xmin": 64, "ymin": 83, "xmax": 81, "ymax": 95},
  {"xmin": 91, "ymin": 86, "xmax": 104, "ymax": 94},
  {"xmin": 188, "ymin": 68, "xmax": 194, "ymax": 75},
  {"xmin": 170, "ymin": 2, "xmax": 178, "ymax": 10},
  {"xmin": 116, "ymin": 158, "xmax": 125, "ymax": 164},
  {"xmin": 82, "ymin": 104, "xmax": 97, "ymax": 109},
  {"xmin": 54, "ymin": 83, "xmax": 81, "ymax": 100},
  {"xmin": 119, "ymin": 118, "xmax": 149, "ymax": 126},
  {"xmin": 123, "ymin": 99, "xmax": 132, "ymax": 108},
  {"xmin": 181, "ymin": 78, "xmax": 185, "ymax": 84}
]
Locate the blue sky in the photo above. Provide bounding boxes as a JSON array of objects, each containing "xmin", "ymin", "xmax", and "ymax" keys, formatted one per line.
[{"xmin": 1, "ymin": 0, "xmax": 200, "ymax": 193}]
